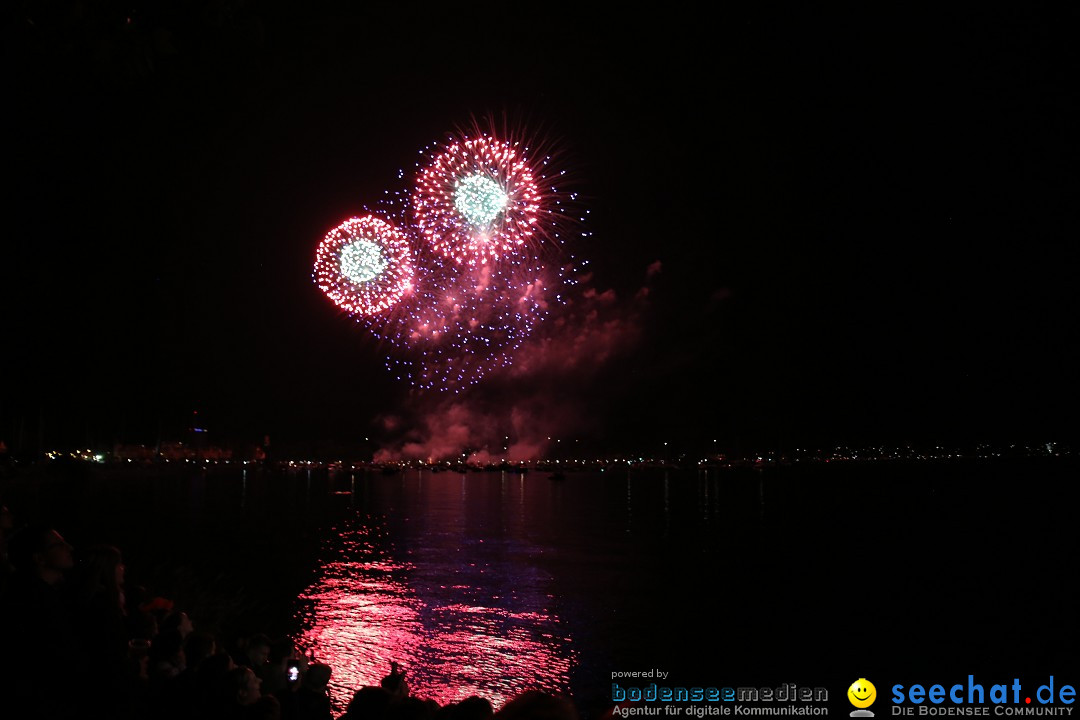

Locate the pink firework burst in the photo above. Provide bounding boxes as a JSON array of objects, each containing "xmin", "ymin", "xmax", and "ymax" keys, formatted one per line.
[
  {"xmin": 312, "ymin": 123, "xmax": 584, "ymax": 392},
  {"xmin": 412, "ymin": 135, "xmax": 544, "ymax": 268},
  {"xmin": 313, "ymin": 216, "xmax": 415, "ymax": 316}
]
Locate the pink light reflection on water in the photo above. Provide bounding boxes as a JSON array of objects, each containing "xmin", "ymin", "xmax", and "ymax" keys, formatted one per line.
[{"xmin": 295, "ymin": 514, "xmax": 574, "ymax": 713}]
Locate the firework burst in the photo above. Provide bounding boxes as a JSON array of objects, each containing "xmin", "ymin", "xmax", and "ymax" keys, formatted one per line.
[
  {"xmin": 412, "ymin": 135, "xmax": 544, "ymax": 268},
  {"xmin": 313, "ymin": 125, "xmax": 583, "ymax": 392},
  {"xmin": 313, "ymin": 216, "xmax": 415, "ymax": 316}
]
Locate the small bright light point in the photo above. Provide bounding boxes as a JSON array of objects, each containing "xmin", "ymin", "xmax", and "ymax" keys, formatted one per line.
[
  {"xmin": 454, "ymin": 174, "xmax": 508, "ymax": 226},
  {"xmin": 340, "ymin": 239, "xmax": 387, "ymax": 283}
]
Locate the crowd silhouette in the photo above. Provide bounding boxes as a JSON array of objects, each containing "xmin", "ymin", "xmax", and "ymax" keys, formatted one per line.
[{"xmin": 0, "ymin": 503, "xmax": 580, "ymax": 720}]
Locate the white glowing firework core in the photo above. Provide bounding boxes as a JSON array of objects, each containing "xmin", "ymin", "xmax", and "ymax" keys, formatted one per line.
[
  {"xmin": 340, "ymin": 239, "xmax": 388, "ymax": 283},
  {"xmin": 453, "ymin": 174, "xmax": 508, "ymax": 226}
]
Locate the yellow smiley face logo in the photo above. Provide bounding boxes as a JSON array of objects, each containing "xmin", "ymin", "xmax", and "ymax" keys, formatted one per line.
[{"xmin": 848, "ymin": 679, "xmax": 876, "ymax": 708}]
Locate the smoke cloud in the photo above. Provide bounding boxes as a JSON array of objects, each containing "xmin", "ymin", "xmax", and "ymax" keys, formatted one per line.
[{"xmin": 373, "ymin": 262, "xmax": 659, "ymax": 462}]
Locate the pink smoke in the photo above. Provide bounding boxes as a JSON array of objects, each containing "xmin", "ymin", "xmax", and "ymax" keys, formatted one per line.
[{"xmin": 373, "ymin": 262, "xmax": 659, "ymax": 462}]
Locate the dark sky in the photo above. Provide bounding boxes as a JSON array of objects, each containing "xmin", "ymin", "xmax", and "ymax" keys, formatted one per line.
[{"xmin": 4, "ymin": 4, "xmax": 1078, "ymax": 455}]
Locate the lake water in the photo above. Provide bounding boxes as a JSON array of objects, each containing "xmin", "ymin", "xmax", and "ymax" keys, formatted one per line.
[{"xmin": 3, "ymin": 459, "xmax": 1076, "ymax": 716}]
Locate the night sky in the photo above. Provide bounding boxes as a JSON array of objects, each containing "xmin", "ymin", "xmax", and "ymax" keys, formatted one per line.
[{"xmin": 4, "ymin": 4, "xmax": 1078, "ymax": 456}]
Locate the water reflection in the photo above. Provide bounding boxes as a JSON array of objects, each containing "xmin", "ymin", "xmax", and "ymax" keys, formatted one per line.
[
  {"xmin": 295, "ymin": 474, "xmax": 575, "ymax": 713},
  {"xmin": 294, "ymin": 526, "xmax": 417, "ymax": 710}
]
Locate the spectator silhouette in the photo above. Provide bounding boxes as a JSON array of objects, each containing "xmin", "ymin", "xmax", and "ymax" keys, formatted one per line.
[
  {"xmin": 124, "ymin": 583, "xmax": 159, "ymax": 640},
  {"xmin": 0, "ymin": 523, "xmax": 77, "ymax": 719},
  {"xmin": 0, "ymin": 502, "xmax": 14, "ymax": 586},
  {"xmin": 386, "ymin": 698, "xmax": 439, "ymax": 720},
  {"xmin": 452, "ymin": 696, "xmax": 495, "ymax": 720},
  {"xmin": 160, "ymin": 608, "xmax": 195, "ymax": 639},
  {"xmin": 381, "ymin": 661, "xmax": 409, "ymax": 699},
  {"xmin": 343, "ymin": 686, "xmax": 393, "ymax": 720},
  {"xmin": 495, "ymin": 692, "xmax": 578, "ymax": 720},
  {"xmin": 69, "ymin": 543, "xmax": 130, "ymax": 702},
  {"xmin": 149, "ymin": 627, "xmax": 187, "ymax": 682},
  {"xmin": 293, "ymin": 662, "xmax": 333, "ymax": 720},
  {"xmin": 238, "ymin": 632, "xmax": 272, "ymax": 672},
  {"xmin": 219, "ymin": 666, "xmax": 276, "ymax": 719},
  {"xmin": 185, "ymin": 629, "xmax": 218, "ymax": 668},
  {"xmin": 262, "ymin": 636, "xmax": 299, "ymax": 697},
  {"xmin": 194, "ymin": 651, "xmax": 238, "ymax": 715}
]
